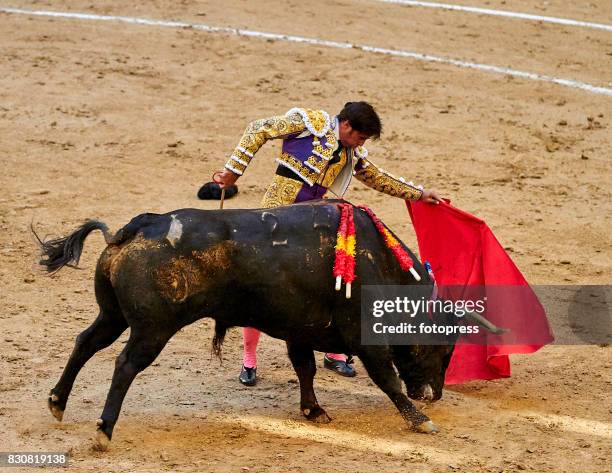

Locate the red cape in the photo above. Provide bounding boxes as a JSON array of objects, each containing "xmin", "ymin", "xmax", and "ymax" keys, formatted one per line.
[{"xmin": 407, "ymin": 200, "xmax": 554, "ymax": 384}]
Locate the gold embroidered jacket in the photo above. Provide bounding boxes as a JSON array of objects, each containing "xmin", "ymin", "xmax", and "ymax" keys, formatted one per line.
[{"xmin": 224, "ymin": 108, "xmax": 423, "ymax": 200}]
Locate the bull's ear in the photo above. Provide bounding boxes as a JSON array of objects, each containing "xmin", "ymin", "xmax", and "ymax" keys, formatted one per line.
[{"xmin": 464, "ymin": 311, "xmax": 509, "ymax": 335}]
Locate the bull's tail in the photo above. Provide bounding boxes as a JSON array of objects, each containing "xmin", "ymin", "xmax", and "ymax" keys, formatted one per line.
[{"xmin": 33, "ymin": 220, "xmax": 112, "ymax": 274}]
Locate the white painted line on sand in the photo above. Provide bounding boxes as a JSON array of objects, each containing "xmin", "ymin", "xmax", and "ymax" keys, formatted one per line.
[
  {"xmin": 376, "ymin": 0, "xmax": 612, "ymax": 32},
  {"xmin": 1, "ymin": 7, "xmax": 611, "ymax": 96}
]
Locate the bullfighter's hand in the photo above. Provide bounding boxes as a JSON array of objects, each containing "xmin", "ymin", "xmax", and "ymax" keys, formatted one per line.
[
  {"xmin": 214, "ymin": 169, "xmax": 239, "ymax": 189},
  {"xmin": 419, "ymin": 189, "xmax": 443, "ymax": 204}
]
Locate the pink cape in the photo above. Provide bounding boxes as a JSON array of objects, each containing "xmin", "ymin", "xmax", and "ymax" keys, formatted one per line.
[{"xmin": 406, "ymin": 200, "xmax": 554, "ymax": 385}]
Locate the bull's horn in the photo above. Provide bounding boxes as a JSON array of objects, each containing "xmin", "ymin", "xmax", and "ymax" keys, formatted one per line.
[{"xmin": 465, "ymin": 311, "xmax": 509, "ymax": 335}]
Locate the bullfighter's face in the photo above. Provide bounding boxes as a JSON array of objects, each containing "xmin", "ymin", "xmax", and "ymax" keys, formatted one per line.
[{"xmin": 338, "ymin": 120, "xmax": 370, "ymax": 149}]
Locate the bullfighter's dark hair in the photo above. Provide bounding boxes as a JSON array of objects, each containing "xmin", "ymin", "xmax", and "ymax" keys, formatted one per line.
[{"xmin": 337, "ymin": 101, "xmax": 382, "ymax": 139}]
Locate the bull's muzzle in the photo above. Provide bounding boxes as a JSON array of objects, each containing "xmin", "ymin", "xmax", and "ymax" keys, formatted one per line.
[{"xmin": 410, "ymin": 384, "xmax": 436, "ymax": 402}]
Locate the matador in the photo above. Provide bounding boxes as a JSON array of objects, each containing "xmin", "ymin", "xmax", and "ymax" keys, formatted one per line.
[{"xmin": 214, "ymin": 101, "xmax": 442, "ymax": 386}]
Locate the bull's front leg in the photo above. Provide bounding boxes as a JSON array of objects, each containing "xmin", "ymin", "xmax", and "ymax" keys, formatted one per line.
[
  {"xmin": 286, "ymin": 342, "xmax": 331, "ymax": 423},
  {"xmin": 358, "ymin": 348, "xmax": 439, "ymax": 434}
]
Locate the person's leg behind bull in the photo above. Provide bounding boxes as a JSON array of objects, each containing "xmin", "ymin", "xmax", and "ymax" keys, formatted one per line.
[{"xmin": 239, "ymin": 177, "xmax": 356, "ymax": 386}]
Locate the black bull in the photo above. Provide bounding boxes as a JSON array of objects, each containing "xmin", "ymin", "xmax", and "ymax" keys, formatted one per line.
[{"xmin": 35, "ymin": 200, "xmax": 495, "ymax": 450}]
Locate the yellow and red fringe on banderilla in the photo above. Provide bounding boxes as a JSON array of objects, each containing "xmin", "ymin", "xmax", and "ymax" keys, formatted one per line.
[
  {"xmin": 333, "ymin": 203, "xmax": 421, "ymax": 298},
  {"xmin": 333, "ymin": 203, "xmax": 357, "ymax": 298}
]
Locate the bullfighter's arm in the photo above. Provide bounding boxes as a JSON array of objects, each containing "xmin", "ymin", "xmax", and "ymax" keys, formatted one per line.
[
  {"xmin": 353, "ymin": 156, "xmax": 424, "ymax": 201},
  {"xmin": 224, "ymin": 113, "xmax": 306, "ymax": 176}
]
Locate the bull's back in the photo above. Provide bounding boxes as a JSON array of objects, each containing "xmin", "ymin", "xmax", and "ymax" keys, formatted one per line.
[{"xmin": 95, "ymin": 202, "xmax": 425, "ymax": 333}]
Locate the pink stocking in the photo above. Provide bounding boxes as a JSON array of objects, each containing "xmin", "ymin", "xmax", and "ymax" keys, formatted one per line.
[{"xmin": 242, "ymin": 327, "xmax": 261, "ymax": 368}]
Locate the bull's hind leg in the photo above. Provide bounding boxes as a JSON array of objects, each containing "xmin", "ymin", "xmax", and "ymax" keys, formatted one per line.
[
  {"xmin": 358, "ymin": 348, "xmax": 439, "ymax": 434},
  {"xmin": 48, "ymin": 309, "xmax": 127, "ymax": 421},
  {"xmin": 286, "ymin": 342, "xmax": 331, "ymax": 423},
  {"xmin": 93, "ymin": 329, "xmax": 173, "ymax": 451}
]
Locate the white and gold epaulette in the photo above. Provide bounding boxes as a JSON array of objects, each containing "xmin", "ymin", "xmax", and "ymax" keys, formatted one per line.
[{"xmin": 285, "ymin": 108, "xmax": 331, "ymax": 138}]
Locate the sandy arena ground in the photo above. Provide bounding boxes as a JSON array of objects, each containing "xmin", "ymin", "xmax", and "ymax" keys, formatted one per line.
[{"xmin": 1, "ymin": 1, "xmax": 611, "ymax": 471}]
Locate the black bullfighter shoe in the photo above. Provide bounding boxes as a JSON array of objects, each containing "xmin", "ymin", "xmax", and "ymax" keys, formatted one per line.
[
  {"xmin": 239, "ymin": 366, "xmax": 257, "ymax": 386},
  {"xmin": 323, "ymin": 355, "xmax": 356, "ymax": 377}
]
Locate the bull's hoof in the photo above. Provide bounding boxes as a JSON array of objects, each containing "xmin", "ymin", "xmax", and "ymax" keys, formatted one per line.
[
  {"xmin": 303, "ymin": 406, "xmax": 332, "ymax": 423},
  {"xmin": 92, "ymin": 429, "xmax": 111, "ymax": 452},
  {"xmin": 47, "ymin": 394, "xmax": 64, "ymax": 422},
  {"xmin": 414, "ymin": 420, "xmax": 439, "ymax": 434}
]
